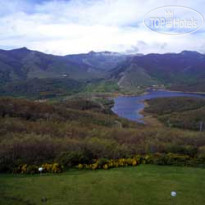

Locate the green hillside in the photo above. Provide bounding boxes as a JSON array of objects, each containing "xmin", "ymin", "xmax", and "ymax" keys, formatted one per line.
[{"xmin": 0, "ymin": 48, "xmax": 205, "ymax": 97}]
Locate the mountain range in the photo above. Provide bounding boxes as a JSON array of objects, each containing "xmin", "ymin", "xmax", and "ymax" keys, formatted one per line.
[
  {"xmin": 0, "ymin": 48, "xmax": 204, "ymax": 98},
  {"xmin": 111, "ymin": 51, "xmax": 205, "ymax": 91}
]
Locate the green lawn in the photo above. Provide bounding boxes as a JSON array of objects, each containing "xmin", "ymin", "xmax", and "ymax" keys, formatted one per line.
[{"xmin": 1, "ymin": 165, "xmax": 205, "ymax": 205}]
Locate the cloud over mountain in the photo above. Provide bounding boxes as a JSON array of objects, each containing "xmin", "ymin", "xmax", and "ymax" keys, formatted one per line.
[{"xmin": 0, "ymin": 0, "xmax": 204, "ymax": 55}]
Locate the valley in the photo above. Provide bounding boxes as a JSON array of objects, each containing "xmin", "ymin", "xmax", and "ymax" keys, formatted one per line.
[
  {"xmin": 1, "ymin": 0, "xmax": 205, "ymax": 204},
  {"xmin": 0, "ymin": 48, "xmax": 205, "ymax": 205},
  {"xmin": 0, "ymin": 48, "xmax": 205, "ymax": 99}
]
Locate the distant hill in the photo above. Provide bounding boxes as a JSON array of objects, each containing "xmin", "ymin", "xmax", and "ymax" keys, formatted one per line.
[
  {"xmin": 111, "ymin": 51, "xmax": 205, "ymax": 92},
  {"xmin": 0, "ymin": 48, "xmax": 126, "ymax": 98},
  {"xmin": 0, "ymin": 47, "xmax": 100, "ymax": 84},
  {"xmin": 0, "ymin": 48, "xmax": 127, "ymax": 85},
  {"xmin": 65, "ymin": 51, "xmax": 127, "ymax": 72},
  {"xmin": 0, "ymin": 48, "xmax": 204, "ymax": 97}
]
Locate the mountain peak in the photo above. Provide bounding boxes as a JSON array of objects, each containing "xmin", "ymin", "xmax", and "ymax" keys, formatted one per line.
[
  {"xmin": 88, "ymin": 51, "xmax": 96, "ymax": 55},
  {"xmin": 88, "ymin": 50, "xmax": 122, "ymax": 56},
  {"xmin": 20, "ymin": 47, "xmax": 28, "ymax": 50},
  {"xmin": 16, "ymin": 47, "xmax": 29, "ymax": 51},
  {"xmin": 9, "ymin": 47, "xmax": 30, "ymax": 53},
  {"xmin": 180, "ymin": 50, "xmax": 201, "ymax": 56}
]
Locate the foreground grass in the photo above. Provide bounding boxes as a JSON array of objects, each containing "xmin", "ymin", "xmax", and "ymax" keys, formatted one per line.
[{"xmin": 1, "ymin": 165, "xmax": 205, "ymax": 205}]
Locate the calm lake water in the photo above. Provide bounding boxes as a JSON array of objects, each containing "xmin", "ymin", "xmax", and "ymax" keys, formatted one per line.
[{"xmin": 112, "ymin": 90, "xmax": 205, "ymax": 123}]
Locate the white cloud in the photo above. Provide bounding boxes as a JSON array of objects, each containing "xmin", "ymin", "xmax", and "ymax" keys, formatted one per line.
[{"xmin": 0, "ymin": 0, "xmax": 204, "ymax": 55}]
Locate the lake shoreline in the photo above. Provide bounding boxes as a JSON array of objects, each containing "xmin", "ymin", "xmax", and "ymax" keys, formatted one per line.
[
  {"xmin": 139, "ymin": 100, "xmax": 163, "ymax": 126},
  {"xmin": 111, "ymin": 89, "xmax": 205, "ymax": 100},
  {"xmin": 162, "ymin": 89, "xmax": 205, "ymax": 95},
  {"xmin": 112, "ymin": 90, "xmax": 205, "ymax": 123}
]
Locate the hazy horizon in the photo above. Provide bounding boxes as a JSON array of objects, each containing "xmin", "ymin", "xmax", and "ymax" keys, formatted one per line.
[{"xmin": 1, "ymin": 46, "xmax": 205, "ymax": 56}]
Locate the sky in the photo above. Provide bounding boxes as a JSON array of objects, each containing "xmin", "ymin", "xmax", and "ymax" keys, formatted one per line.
[{"xmin": 0, "ymin": 0, "xmax": 204, "ymax": 55}]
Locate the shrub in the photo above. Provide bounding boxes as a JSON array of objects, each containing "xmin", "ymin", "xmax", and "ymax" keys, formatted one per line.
[
  {"xmin": 42, "ymin": 163, "xmax": 63, "ymax": 173},
  {"xmin": 26, "ymin": 165, "xmax": 39, "ymax": 174},
  {"xmin": 77, "ymin": 164, "xmax": 83, "ymax": 169},
  {"xmin": 132, "ymin": 159, "xmax": 137, "ymax": 166},
  {"xmin": 165, "ymin": 153, "xmax": 190, "ymax": 166},
  {"xmin": 16, "ymin": 164, "xmax": 38, "ymax": 174},
  {"xmin": 13, "ymin": 163, "xmax": 63, "ymax": 174},
  {"xmin": 97, "ymin": 158, "xmax": 109, "ymax": 168},
  {"xmin": 56, "ymin": 151, "xmax": 92, "ymax": 168},
  {"xmin": 90, "ymin": 163, "xmax": 98, "ymax": 170},
  {"xmin": 77, "ymin": 157, "xmax": 140, "ymax": 170},
  {"xmin": 103, "ymin": 164, "xmax": 109, "ymax": 170},
  {"xmin": 167, "ymin": 145, "xmax": 198, "ymax": 157}
]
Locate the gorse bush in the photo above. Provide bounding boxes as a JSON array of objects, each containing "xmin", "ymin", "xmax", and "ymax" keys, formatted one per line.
[
  {"xmin": 13, "ymin": 163, "xmax": 63, "ymax": 174},
  {"xmin": 77, "ymin": 157, "xmax": 139, "ymax": 170},
  {"xmin": 76, "ymin": 153, "xmax": 205, "ymax": 170},
  {"xmin": 3, "ymin": 153, "xmax": 205, "ymax": 174},
  {"xmin": 42, "ymin": 163, "xmax": 63, "ymax": 173}
]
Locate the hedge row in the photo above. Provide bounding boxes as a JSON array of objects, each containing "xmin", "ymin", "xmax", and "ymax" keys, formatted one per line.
[
  {"xmin": 7, "ymin": 153, "xmax": 205, "ymax": 174},
  {"xmin": 77, "ymin": 158, "xmax": 138, "ymax": 170},
  {"xmin": 139, "ymin": 153, "xmax": 205, "ymax": 167}
]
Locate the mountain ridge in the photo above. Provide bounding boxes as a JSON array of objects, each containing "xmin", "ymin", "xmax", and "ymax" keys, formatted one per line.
[{"xmin": 0, "ymin": 48, "xmax": 204, "ymax": 97}]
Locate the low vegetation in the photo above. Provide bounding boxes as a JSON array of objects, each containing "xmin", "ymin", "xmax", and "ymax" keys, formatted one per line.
[
  {"xmin": 0, "ymin": 78, "xmax": 85, "ymax": 99},
  {"xmin": 145, "ymin": 97, "xmax": 205, "ymax": 131},
  {"xmin": 169, "ymin": 80, "xmax": 205, "ymax": 93},
  {"xmin": 0, "ymin": 78, "xmax": 122, "ymax": 100},
  {"xmin": 0, "ymin": 97, "xmax": 205, "ymax": 173}
]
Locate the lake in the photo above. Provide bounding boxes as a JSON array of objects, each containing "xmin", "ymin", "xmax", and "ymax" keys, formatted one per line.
[{"xmin": 112, "ymin": 90, "xmax": 205, "ymax": 123}]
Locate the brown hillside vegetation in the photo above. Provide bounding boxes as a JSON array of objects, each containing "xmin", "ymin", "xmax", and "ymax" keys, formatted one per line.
[{"xmin": 0, "ymin": 97, "xmax": 205, "ymax": 172}]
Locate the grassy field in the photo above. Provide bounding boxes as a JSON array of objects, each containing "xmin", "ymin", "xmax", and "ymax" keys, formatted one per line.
[{"xmin": 1, "ymin": 165, "xmax": 205, "ymax": 205}]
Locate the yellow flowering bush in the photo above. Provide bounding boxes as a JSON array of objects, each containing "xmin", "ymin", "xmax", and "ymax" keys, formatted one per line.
[
  {"xmin": 42, "ymin": 163, "xmax": 53, "ymax": 172},
  {"xmin": 15, "ymin": 163, "xmax": 63, "ymax": 174},
  {"xmin": 21, "ymin": 164, "xmax": 28, "ymax": 173},
  {"xmin": 52, "ymin": 163, "xmax": 63, "ymax": 173},
  {"xmin": 42, "ymin": 163, "xmax": 63, "ymax": 173},
  {"xmin": 91, "ymin": 163, "xmax": 98, "ymax": 170},
  {"xmin": 18, "ymin": 164, "xmax": 38, "ymax": 174},
  {"xmin": 77, "ymin": 164, "xmax": 83, "ymax": 169},
  {"xmin": 132, "ymin": 159, "xmax": 137, "ymax": 166},
  {"xmin": 103, "ymin": 164, "xmax": 108, "ymax": 170},
  {"xmin": 77, "ymin": 157, "xmax": 139, "ymax": 170}
]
